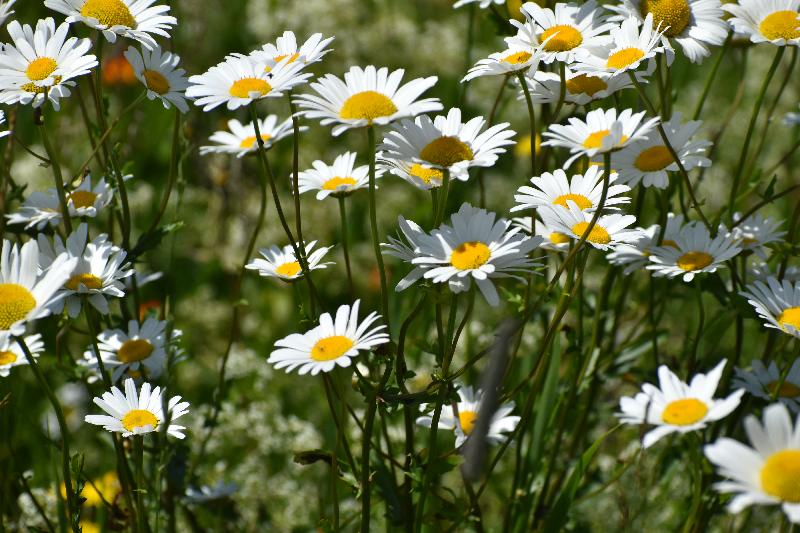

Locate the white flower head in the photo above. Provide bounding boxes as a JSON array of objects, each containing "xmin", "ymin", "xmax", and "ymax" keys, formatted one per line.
[
  {"xmin": 382, "ymin": 216, "xmax": 432, "ymax": 291},
  {"xmin": 7, "ymin": 175, "xmax": 114, "ymax": 230},
  {"xmin": 246, "ymin": 241, "xmax": 333, "ymax": 281},
  {"xmin": 606, "ymin": 213, "xmax": 686, "ymax": 274},
  {"xmin": 0, "ymin": 333, "xmax": 43, "ymax": 378},
  {"xmin": 520, "ymin": 66, "xmax": 638, "ymax": 106},
  {"xmin": 511, "ymin": 216, "xmax": 573, "ymax": 252},
  {"xmin": 539, "ymin": 201, "xmax": 641, "ymax": 251},
  {"xmin": 740, "ymin": 277, "xmax": 800, "ymax": 339},
  {"xmin": 378, "ymin": 158, "xmax": 445, "ymax": 190},
  {"xmin": 199, "ymin": 116, "xmax": 302, "ymax": 158},
  {"xmin": 734, "ymin": 359, "xmax": 800, "ymax": 413},
  {"xmin": 124, "ymin": 44, "xmax": 189, "ymax": 113},
  {"xmin": 250, "ymin": 31, "xmax": 334, "ymax": 68},
  {"xmin": 512, "ymin": 165, "xmax": 630, "ymax": 213},
  {"xmin": 462, "ymin": 37, "xmax": 547, "ymax": 81},
  {"xmin": 647, "ymin": 222, "xmax": 741, "ymax": 281},
  {"xmin": 722, "ymin": 0, "xmax": 800, "ymax": 47},
  {"xmin": 730, "ymin": 212, "xmax": 785, "ymax": 259},
  {"xmin": 297, "ymin": 152, "xmax": 380, "ymax": 200},
  {"xmin": 0, "ymin": 0, "xmax": 15, "ymax": 26}
]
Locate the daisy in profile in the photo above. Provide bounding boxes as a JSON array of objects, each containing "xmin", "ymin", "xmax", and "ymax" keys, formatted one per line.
[
  {"xmin": 734, "ymin": 359, "xmax": 800, "ymax": 412},
  {"xmin": 512, "ymin": 166, "xmax": 630, "ymax": 213},
  {"xmin": 611, "ymin": 114, "xmax": 711, "ymax": 189},
  {"xmin": 294, "ymin": 65, "xmax": 441, "ymax": 136},
  {"xmin": 512, "ymin": 217, "xmax": 572, "ymax": 252},
  {"xmin": 647, "ymin": 222, "xmax": 741, "ymax": 281},
  {"xmin": 722, "ymin": 0, "xmax": 800, "ymax": 46},
  {"xmin": 410, "ymin": 203, "xmax": 544, "ymax": 306},
  {"xmin": 539, "ymin": 202, "xmax": 641, "ymax": 251},
  {"xmin": 462, "ymin": 38, "xmax": 546, "ymax": 81},
  {"xmin": 297, "ymin": 152, "xmax": 380, "ymax": 200},
  {"xmin": 124, "ymin": 45, "xmax": 189, "ymax": 112},
  {"xmin": 740, "ymin": 277, "xmax": 800, "ymax": 339},
  {"xmin": 0, "ymin": 333, "xmax": 44, "ymax": 377},
  {"xmin": 608, "ymin": 0, "xmax": 728, "ymax": 63},
  {"xmin": 606, "ymin": 213, "xmax": 686, "ymax": 274},
  {"xmin": 199, "ymin": 116, "xmax": 300, "ymax": 158},
  {"xmin": 618, "ymin": 360, "xmax": 743, "ymax": 448},
  {"xmin": 574, "ymin": 14, "xmax": 666, "ymax": 77},
  {"xmin": 0, "ymin": 0, "xmax": 15, "ymax": 26},
  {"xmin": 85, "ymin": 378, "xmax": 189, "ymax": 439},
  {"xmin": 521, "ymin": 67, "xmax": 636, "ymax": 106},
  {"xmin": 705, "ymin": 403, "xmax": 800, "ymax": 522},
  {"xmin": 187, "ymin": 55, "xmax": 311, "ymax": 112},
  {"xmin": 379, "ymin": 158, "xmax": 445, "ymax": 190},
  {"xmin": 542, "ymin": 107, "xmax": 659, "ymax": 167},
  {"xmin": 730, "ymin": 212, "xmax": 785, "ymax": 259},
  {"xmin": 380, "ymin": 108, "xmax": 516, "ymax": 181},
  {"xmin": 0, "ymin": 18, "xmax": 97, "ymax": 110},
  {"xmin": 250, "ymin": 31, "xmax": 334, "ymax": 69},
  {"xmin": 246, "ymin": 241, "xmax": 333, "ymax": 282},
  {"xmin": 382, "ymin": 216, "xmax": 433, "ymax": 291},
  {"xmin": 45, "ymin": 0, "xmax": 176, "ymax": 49},
  {"xmin": 268, "ymin": 300, "xmax": 389, "ymax": 375},
  {"xmin": 0, "ymin": 240, "xmax": 76, "ymax": 335},
  {"xmin": 416, "ymin": 385, "xmax": 520, "ymax": 447}
]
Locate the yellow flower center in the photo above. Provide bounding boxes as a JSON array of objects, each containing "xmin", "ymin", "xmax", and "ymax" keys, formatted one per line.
[
  {"xmin": 767, "ymin": 380, "xmax": 800, "ymax": 398},
  {"xmin": 676, "ymin": 251, "xmax": 713, "ymax": 271},
  {"xmin": 0, "ymin": 351, "xmax": 17, "ymax": 365},
  {"xmin": 458, "ymin": 410, "xmax": 478, "ymax": 435},
  {"xmin": 634, "ymin": 145, "xmax": 674, "ymax": 172},
  {"xmin": 117, "ymin": 339, "xmax": 154, "ymax": 363},
  {"xmin": 238, "ymin": 134, "xmax": 272, "ymax": 149},
  {"xmin": 273, "ymin": 52, "xmax": 300, "ymax": 64},
  {"xmin": 565, "ymin": 74, "xmax": 607, "ymax": 97},
  {"xmin": 275, "ymin": 261, "xmax": 302, "ymax": 278},
  {"xmin": 502, "ymin": 51, "xmax": 533, "ymax": 64},
  {"xmin": 322, "ymin": 176, "xmax": 358, "ymax": 191},
  {"xmin": 606, "ymin": 47, "xmax": 645, "ymax": 70},
  {"xmin": 68, "ymin": 190, "xmax": 98, "ymax": 209},
  {"xmin": 553, "ymin": 193, "xmax": 592, "ymax": 210},
  {"xmin": 540, "ymin": 24, "xmax": 583, "ymax": 52},
  {"xmin": 80, "ymin": 0, "xmax": 137, "ymax": 28},
  {"xmin": 761, "ymin": 449, "xmax": 800, "ymax": 502},
  {"xmin": 0, "ymin": 283, "xmax": 36, "ymax": 330},
  {"xmin": 661, "ymin": 239, "xmax": 679, "ymax": 248},
  {"xmin": 549, "ymin": 232, "xmax": 571, "ymax": 245},
  {"xmin": 65, "ymin": 273, "xmax": 104, "ymax": 291},
  {"xmin": 143, "ymin": 69, "xmax": 170, "ymax": 95},
  {"xmin": 641, "ymin": 0, "xmax": 692, "ymax": 37},
  {"xmin": 21, "ymin": 76, "xmax": 63, "ymax": 94},
  {"xmin": 339, "ymin": 91, "xmax": 398, "ymax": 121},
  {"xmin": 778, "ymin": 307, "xmax": 800, "ymax": 330},
  {"xmin": 661, "ymin": 398, "xmax": 708, "ymax": 425},
  {"xmin": 229, "ymin": 78, "xmax": 272, "ymax": 99},
  {"xmin": 419, "ymin": 136, "xmax": 475, "ymax": 168},
  {"xmin": 310, "ymin": 335, "xmax": 354, "ymax": 362},
  {"xmin": 409, "ymin": 163, "xmax": 443, "ymax": 185},
  {"xmin": 759, "ymin": 10, "xmax": 800, "ymax": 41},
  {"xmin": 121, "ymin": 409, "xmax": 158, "ymax": 432},
  {"xmin": 572, "ymin": 222, "xmax": 611, "ymax": 244},
  {"xmin": 583, "ymin": 131, "xmax": 627, "ymax": 150},
  {"xmin": 26, "ymin": 57, "xmax": 58, "ymax": 82},
  {"xmin": 450, "ymin": 241, "xmax": 491, "ymax": 270}
]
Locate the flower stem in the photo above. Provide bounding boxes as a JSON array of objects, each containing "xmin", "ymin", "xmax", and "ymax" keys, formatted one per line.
[
  {"xmin": 38, "ymin": 112, "xmax": 72, "ymax": 235},
  {"xmin": 517, "ymin": 72, "xmax": 537, "ymax": 177},
  {"xmin": 367, "ymin": 126, "xmax": 390, "ymax": 325},
  {"xmin": 338, "ymin": 196, "xmax": 355, "ymax": 297}
]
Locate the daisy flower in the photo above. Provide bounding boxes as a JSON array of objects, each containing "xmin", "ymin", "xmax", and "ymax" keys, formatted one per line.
[
  {"xmin": 409, "ymin": 203, "xmax": 544, "ymax": 306},
  {"xmin": 124, "ymin": 45, "xmax": 189, "ymax": 113},
  {"xmin": 294, "ymin": 65, "xmax": 441, "ymax": 136},
  {"xmin": 512, "ymin": 217, "xmax": 573, "ymax": 252},
  {"xmin": 608, "ymin": 0, "xmax": 728, "ymax": 63},
  {"xmin": 199, "ymin": 116, "xmax": 301, "ymax": 158},
  {"xmin": 574, "ymin": 14, "xmax": 666, "ymax": 77},
  {"xmin": 730, "ymin": 212, "xmax": 786, "ymax": 259},
  {"xmin": 187, "ymin": 55, "xmax": 311, "ymax": 112},
  {"xmin": 250, "ymin": 31, "xmax": 334, "ymax": 69},
  {"xmin": 0, "ymin": 0, "xmax": 15, "ymax": 26},
  {"xmin": 542, "ymin": 107, "xmax": 659, "ymax": 168},
  {"xmin": 416, "ymin": 385, "xmax": 520, "ymax": 447},
  {"xmin": 610, "ymin": 113, "xmax": 711, "ymax": 189},
  {"xmin": 453, "ymin": 0, "xmax": 503, "ymax": 8},
  {"xmin": 382, "ymin": 216, "xmax": 432, "ymax": 291},
  {"xmin": 511, "ymin": 166, "xmax": 630, "ymax": 213},
  {"xmin": 740, "ymin": 277, "xmax": 800, "ymax": 339},
  {"xmin": 0, "ymin": 333, "xmax": 44, "ymax": 378},
  {"xmin": 0, "ymin": 239, "xmax": 76, "ymax": 335},
  {"xmin": 722, "ymin": 0, "xmax": 800, "ymax": 46},
  {"xmin": 245, "ymin": 241, "xmax": 333, "ymax": 281},
  {"xmin": 380, "ymin": 108, "xmax": 516, "ymax": 180},
  {"xmin": 734, "ymin": 359, "xmax": 800, "ymax": 412},
  {"xmin": 378, "ymin": 158, "xmax": 445, "ymax": 190},
  {"xmin": 606, "ymin": 213, "xmax": 686, "ymax": 273},
  {"xmin": 462, "ymin": 38, "xmax": 546, "ymax": 81},
  {"xmin": 267, "ymin": 300, "xmax": 389, "ymax": 375},
  {"xmin": 647, "ymin": 222, "xmax": 741, "ymax": 281},
  {"xmin": 297, "ymin": 152, "xmax": 380, "ymax": 200},
  {"xmin": 520, "ymin": 67, "xmax": 636, "ymax": 106},
  {"xmin": 705, "ymin": 403, "xmax": 800, "ymax": 523},
  {"xmin": 45, "ymin": 0, "xmax": 176, "ymax": 49},
  {"xmin": 85, "ymin": 378, "xmax": 189, "ymax": 439},
  {"xmin": 539, "ymin": 201, "xmax": 641, "ymax": 250},
  {"xmin": 618, "ymin": 360, "xmax": 743, "ymax": 448},
  {"xmin": 0, "ymin": 18, "xmax": 97, "ymax": 110}
]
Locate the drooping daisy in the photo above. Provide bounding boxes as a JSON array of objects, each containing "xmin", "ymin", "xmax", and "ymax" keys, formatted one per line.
[
  {"xmin": 574, "ymin": 14, "xmax": 666, "ymax": 77},
  {"xmin": 730, "ymin": 212, "xmax": 786, "ymax": 259},
  {"xmin": 382, "ymin": 216, "xmax": 432, "ymax": 291},
  {"xmin": 0, "ymin": 0, "xmax": 15, "ymax": 26},
  {"xmin": 187, "ymin": 55, "xmax": 311, "ymax": 112},
  {"xmin": 610, "ymin": 113, "xmax": 711, "ymax": 189},
  {"xmin": 734, "ymin": 359, "xmax": 800, "ymax": 412},
  {"xmin": 378, "ymin": 158, "xmax": 445, "ymax": 190},
  {"xmin": 85, "ymin": 378, "xmax": 189, "ymax": 439},
  {"xmin": 542, "ymin": 107, "xmax": 659, "ymax": 167},
  {"xmin": 0, "ymin": 333, "xmax": 44, "ymax": 377},
  {"xmin": 0, "ymin": 239, "xmax": 76, "ymax": 335},
  {"xmin": 199, "ymin": 116, "xmax": 301, "ymax": 158},
  {"xmin": 520, "ymin": 67, "xmax": 636, "ymax": 106},
  {"xmin": 380, "ymin": 108, "xmax": 516, "ymax": 181},
  {"xmin": 606, "ymin": 213, "xmax": 686, "ymax": 273},
  {"xmin": 124, "ymin": 45, "xmax": 189, "ymax": 113},
  {"xmin": 462, "ymin": 38, "xmax": 546, "ymax": 81},
  {"xmin": 249, "ymin": 31, "xmax": 334, "ymax": 69},
  {"xmin": 722, "ymin": 0, "xmax": 800, "ymax": 47},
  {"xmin": 416, "ymin": 385, "xmax": 520, "ymax": 447},
  {"xmin": 512, "ymin": 166, "xmax": 630, "ymax": 213},
  {"xmin": 539, "ymin": 201, "xmax": 641, "ymax": 250},
  {"xmin": 45, "ymin": 0, "xmax": 176, "ymax": 49},
  {"xmin": 647, "ymin": 222, "xmax": 741, "ymax": 281},
  {"xmin": 618, "ymin": 360, "xmax": 743, "ymax": 448},
  {"xmin": 705, "ymin": 403, "xmax": 800, "ymax": 522},
  {"xmin": 511, "ymin": 217, "xmax": 573, "ymax": 252},
  {"xmin": 0, "ymin": 18, "xmax": 97, "ymax": 110},
  {"xmin": 267, "ymin": 300, "xmax": 389, "ymax": 375},
  {"xmin": 740, "ymin": 277, "xmax": 800, "ymax": 339},
  {"xmin": 294, "ymin": 66, "xmax": 441, "ymax": 136},
  {"xmin": 245, "ymin": 241, "xmax": 333, "ymax": 281},
  {"xmin": 297, "ymin": 152, "xmax": 380, "ymax": 200}
]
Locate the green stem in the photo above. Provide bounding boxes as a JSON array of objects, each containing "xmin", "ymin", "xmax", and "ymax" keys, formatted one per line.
[
  {"xmin": 692, "ymin": 32, "xmax": 732, "ymax": 120},
  {"xmin": 517, "ymin": 72, "xmax": 537, "ymax": 176},
  {"xmin": 288, "ymin": 93, "xmax": 306, "ymax": 253},
  {"xmin": 146, "ymin": 109, "xmax": 182, "ymax": 236},
  {"xmin": 38, "ymin": 113, "xmax": 72, "ymax": 235},
  {"xmin": 434, "ymin": 168, "xmax": 451, "ymax": 228},
  {"xmin": 367, "ymin": 126, "xmax": 390, "ymax": 325},
  {"xmin": 360, "ymin": 363, "xmax": 393, "ymax": 533},
  {"xmin": 338, "ymin": 196, "xmax": 355, "ymax": 297},
  {"xmin": 135, "ymin": 436, "xmax": 147, "ymax": 533}
]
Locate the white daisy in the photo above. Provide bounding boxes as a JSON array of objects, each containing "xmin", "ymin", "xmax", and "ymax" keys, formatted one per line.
[
  {"xmin": 249, "ymin": 31, "xmax": 334, "ymax": 68},
  {"xmin": 416, "ymin": 384, "xmax": 520, "ymax": 447},
  {"xmin": 730, "ymin": 212, "xmax": 786, "ymax": 259},
  {"xmin": 267, "ymin": 300, "xmax": 389, "ymax": 375},
  {"xmin": 705, "ymin": 403, "xmax": 800, "ymax": 523},
  {"xmin": 0, "ymin": 111, "xmax": 10, "ymax": 138},
  {"xmin": 539, "ymin": 201, "xmax": 641, "ymax": 251},
  {"xmin": 512, "ymin": 166, "xmax": 630, "ymax": 213},
  {"xmin": 606, "ymin": 213, "xmax": 686, "ymax": 273},
  {"xmin": 511, "ymin": 217, "xmax": 573, "ymax": 252},
  {"xmin": 734, "ymin": 359, "xmax": 800, "ymax": 413},
  {"xmin": 199, "ymin": 116, "xmax": 301, "ymax": 158},
  {"xmin": 297, "ymin": 152, "xmax": 380, "ymax": 200},
  {"xmin": 294, "ymin": 65, "xmax": 441, "ymax": 136},
  {"xmin": 722, "ymin": 0, "xmax": 800, "ymax": 47},
  {"xmin": 382, "ymin": 216, "xmax": 432, "ymax": 291},
  {"xmin": 85, "ymin": 378, "xmax": 189, "ymax": 439},
  {"xmin": 740, "ymin": 277, "xmax": 800, "ymax": 339},
  {"xmin": 0, "ymin": 0, "xmax": 15, "ymax": 26},
  {"xmin": 520, "ymin": 67, "xmax": 637, "ymax": 106},
  {"xmin": 0, "ymin": 333, "xmax": 44, "ymax": 378},
  {"xmin": 378, "ymin": 158, "xmax": 445, "ymax": 190},
  {"xmin": 124, "ymin": 44, "xmax": 189, "ymax": 113},
  {"xmin": 748, "ymin": 263, "xmax": 800, "ymax": 285},
  {"xmin": 0, "ymin": 17, "xmax": 97, "ymax": 110},
  {"xmin": 45, "ymin": 0, "xmax": 176, "ymax": 49},
  {"xmin": 462, "ymin": 37, "xmax": 546, "ymax": 82},
  {"xmin": 647, "ymin": 222, "xmax": 741, "ymax": 281},
  {"xmin": 453, "ymin": 0, "xmax": 503, "ymax": 8},
  {"xmin": 245, "ymin": 241, "xmax": 333, "ymax": 281},
  {"xmin": 618, "ymin": 360, "xmax": 743, "ymax": 448}
]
